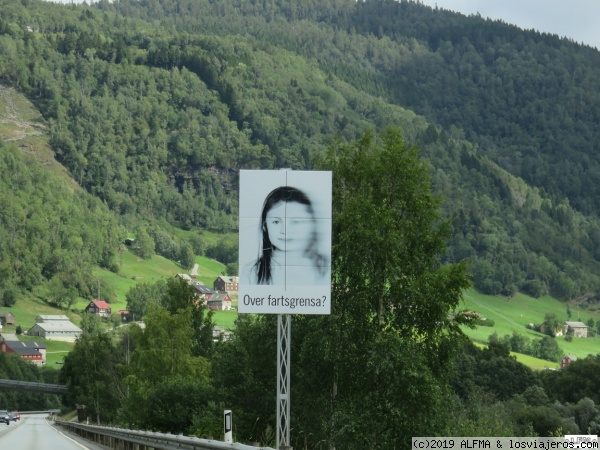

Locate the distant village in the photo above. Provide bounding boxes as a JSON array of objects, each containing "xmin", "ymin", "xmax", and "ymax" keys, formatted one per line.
[
  {"xmin": 0, "ymin": 267, "xmax": 240, "ymax": 366},
  {"xmin": 2, "ymin": 265, "xmax": 591, "ymax": 369}
]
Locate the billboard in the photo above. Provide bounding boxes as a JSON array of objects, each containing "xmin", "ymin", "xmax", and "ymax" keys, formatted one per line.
[{"xmin": 238, "ymin": 170, "xmax": 332, "ymax": 314}]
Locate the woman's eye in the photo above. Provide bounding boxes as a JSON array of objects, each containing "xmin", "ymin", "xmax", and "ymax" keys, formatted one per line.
[{"xmin": 272, "ymin": 219, "xmax": 280, "ymax": 225}]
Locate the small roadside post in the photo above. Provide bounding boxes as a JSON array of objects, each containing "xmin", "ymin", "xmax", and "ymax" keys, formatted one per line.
[{"xmin": 224, "ymin": 410, "xmax": 233, "ymax": 443}]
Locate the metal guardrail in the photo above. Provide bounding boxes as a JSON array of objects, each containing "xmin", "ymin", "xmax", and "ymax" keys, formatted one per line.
[
  {"xmin": 55, "ymin": 420, "xmax": 276, "ymax": 450},
  {"xmin": 0, "ymin": 379, "xmax": 68, "ymax": 394}
]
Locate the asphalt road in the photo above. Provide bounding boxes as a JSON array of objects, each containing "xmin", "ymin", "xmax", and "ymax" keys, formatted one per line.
[{"xmin": 0, "ymin": 414, "xmax": 107, "ymax": 450}]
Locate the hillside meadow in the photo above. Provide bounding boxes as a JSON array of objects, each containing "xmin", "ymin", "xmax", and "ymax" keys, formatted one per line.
[
  {"xmin": 471, "ymin": 342, "xmax": 559, "ymax": 370},
  {"xmin": 460, "ymin": 288, "xmax": 600, "ymax": 359},
  {"xmin": 4, "ymin": 250, "xmax": 599, "ymax": 370}
]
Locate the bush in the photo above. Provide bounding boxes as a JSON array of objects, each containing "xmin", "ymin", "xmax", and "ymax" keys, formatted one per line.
[
  {"xmin": 475, "ymin": 318, "xmax": 495, "ymax": 327},
  {"xmin": 522, "ymin": 279, "xmax": 547, "ymax": 298},
  {"xmin": 565, "ymin": 334, "xmax": 573, "ymax": 342},
  {"xmin": 2, "ymin": 287, "xmax": 18, "ymax": 307}
]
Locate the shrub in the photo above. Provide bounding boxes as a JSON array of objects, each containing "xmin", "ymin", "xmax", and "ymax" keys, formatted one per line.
[{"xmin": 475, "ymin": 318, "xmax": 495, "ymax": 327}]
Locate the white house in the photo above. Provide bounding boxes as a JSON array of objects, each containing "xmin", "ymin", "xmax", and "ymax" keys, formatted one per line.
[{"xmin": 28, "ymin": 320, "xmax": 82, "ymax": 342}]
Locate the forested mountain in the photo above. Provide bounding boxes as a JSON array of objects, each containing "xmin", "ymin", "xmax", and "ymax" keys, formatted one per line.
[{"xmin": 2, "ymin": 0, "xmax": 600, "ymax": 300}]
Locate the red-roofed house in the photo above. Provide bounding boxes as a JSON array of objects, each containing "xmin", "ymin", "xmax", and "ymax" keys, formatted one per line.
[
  {"xmin": 560, "ymin": 354, "xmax": 578, "ymax": 368},
  {"xmin": 85, "ymin": 299, "xmax": 112, "ymax": 318}
]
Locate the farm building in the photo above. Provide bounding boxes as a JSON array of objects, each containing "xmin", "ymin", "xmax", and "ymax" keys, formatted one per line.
[
  {"xmin": 0, "ymin": 312, "xmax": 16, "ymax": 326},
  {"xmin": 28, "ymin": 319, "xmax": 82, "ymax": 342},
  {"xmin": 193, "ymin": 283, "xmax": 216, "ymax": 300},
  {"xmin": 0, "ymin": 336, "xmax": 46, "ymax": 366},
  {"xmin": 35, "ymin": 314, "xmax": 70, "ymax": 323},
  {"xmin": 213, "ymin": 276, "xmax": 239, "ymax": 293},
  {"xmin": 564, "ymin": 321, "xmax": 588, "ymax": 338},
  {"xmin": 207, "ymin": 293, "xmax": 232, "ymax": 311}
]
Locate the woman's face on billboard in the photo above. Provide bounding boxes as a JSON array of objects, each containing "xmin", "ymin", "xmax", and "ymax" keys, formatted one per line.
[{"xmin": 265, "ymin": 201, "xmax": 315, "ymax": 253}]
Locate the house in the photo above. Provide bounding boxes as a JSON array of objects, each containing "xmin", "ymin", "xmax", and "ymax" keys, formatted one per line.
[
  {"xmin": 193, "ymin": 283, "xmax": 216, "ymax": 301},
  {"xmin": 0, "ymin": 312, "xmax": 15, "ymax": 326},
  {"xmin": 560, "ymin": 354, "xmax": 578, "ymax": 368},
  {"xmin": 175, "ymin": 273, "xmax": 192, "ymax": 284},
  {"xmin": 0, "ymin": 336, "xmax": 46, "ymax": 366},
  {"xmin": 213, "ymin": 276, "xmax": 239, "ymax": 293},
  {"xmin": 85, "ymin": 299, "xmax": 112, "ymax": 318},
  {"xmin": 207, "ymin": 293, "xmax": 232, "ymax": 311},
  {"xmin": 28, "ymin": 319, "xmax": 82, "ymax": 342},
  {"xmin": 212, "ymin": 326, "xmax": 232, "ymax": 342},
  {"xmin": 118, "ymin": 310, "xmax": 134, "ymax": 322},
  {"xmin": 564, "ymin": 321, "xmax": 588, "ymax": 338}
]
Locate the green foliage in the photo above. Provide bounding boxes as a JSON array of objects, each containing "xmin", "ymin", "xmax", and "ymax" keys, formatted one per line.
[
  {"xmin": 303, "ymin": 129, "xmax": 471, "ymax": 448},
  {"xmin": 540, "ymin": 355, "xmax": 600, "ymax": 405},
  {"xmin": 485, "ymin": 331, "xmax": 564, "ymax": 364},
  {"xmin": 205, "ymin": 236, "xmax": 238, "ymax": 266},
  {"xmin": 542, "ymin": 313, "xmax": 561, "ymax": 337},
  {"xmin": 210, "ymin": 315, "xmax": 276, "ymax": 443},
  {"xmin": 128, "ymin": 305, "xmax": 210, "ymax": 386},
  {"xmin": 0, "ymin": 352, "xmax": 61, "ymax": 411},
  {"xmin": 178, "ymin": 242, "xmax": 195, "ymax": 272},
  {"xmin": 60, "ymin": 332, "xmax": 125, "ymax": 424},
  {"xmin": 0, "ymin": 142, "xmax": 124, "ymax": 303},
  {"xmin": 131, "ymin": 226, "xmax": 155, "ymax": 260},
  {"xmin": 161, "ymin": 277, "xmax": 214, "ymax": 357},
  {"xmin": 474, "ymin": 318, "xmax": 495, "ymax": 327},
  {"xmin": 511, "ymin": 402, "xmax": 565, "ymax": 437},
  {"xmin": 210, "ymin": 129, "xmax": 474, "ymax": 448},
  {"xmin": 117, "ymin": 304, "xmax": 212, "ymax": 429},
  {"xmin": 141, "ymin": 377, "xmax": 216, "ymax": 435},
  {"xmin": 79, "ymin": 312, "xmax": 103, "ymax": 335},
  {"xmin": 2, "ymin": 0, "xmax": 600, "ymax": 298},
  {"xmin": 80, "ymin": 0, "xmax": 600, "ymax": 297},
  {"xmin": 125, "ymin": 280, "xmax": 165, "ymax": 320},
  {"xmin": 450, "ymin": 341, "xmax": 538, "ymax": 402},
  {"xmin": 2, "ymin": 286, "xmax": 18, "ymax": 307},
  {"xmin": 322, "ymin": 128, "xmax": 472, "ymax": 335},
  {"xmin": 442, "ymin": 389, "xmax": 518, "ymax": 436},
  {"xmin": 533, "ymin": 336, "xmax": 564, "ymax": 363}
]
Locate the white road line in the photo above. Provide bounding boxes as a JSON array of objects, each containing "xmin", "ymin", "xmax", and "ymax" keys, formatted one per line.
[{"xmin": 46, "ymin": 419, "xmax": 91, "ymax": 450}]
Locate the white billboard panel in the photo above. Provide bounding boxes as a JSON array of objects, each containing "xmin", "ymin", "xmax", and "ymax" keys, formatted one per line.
[{"xmin": 238, "ymin": 170, "xmax": 332, "ymax": 314}]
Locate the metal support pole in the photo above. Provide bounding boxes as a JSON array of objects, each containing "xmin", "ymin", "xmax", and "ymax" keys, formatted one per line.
[{"xmin": 277, "ymin": 314, "xmax": 291, "ymax": 449}]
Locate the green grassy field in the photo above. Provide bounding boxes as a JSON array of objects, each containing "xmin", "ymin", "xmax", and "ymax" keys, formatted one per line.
[
  {"xmin": 75, "ymin": 251, "xmax": 228, "ymax": 313},
  {"xmin": 193, "ymin": 255, "xmax": 229, "ymax": 287},
  {"xmin": 5, "ymin": 244, "xmax": 600, "ymax": 372},
  {"xmin": 460, "ymin": 288, "xmax": 600, "ymax": 359},
  {"xmin": 0, "ymin": 297, "xmax": 78, "ymax": 332},
  {"xmin": 0, "ymin": 250, "xmax": 230, "ymax": 368},
  {"xmin": 472, "ymin": 342, "xmax": 560, "ymax": 370},
  {"xmin": 212, "ymin": 310, "xmax": 238, "ymax": 330}
]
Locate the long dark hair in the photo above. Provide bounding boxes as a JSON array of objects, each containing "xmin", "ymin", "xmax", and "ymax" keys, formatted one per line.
[{"xmin": 254, "ymin": 186, "xmax": 323, "ymax": 284}]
